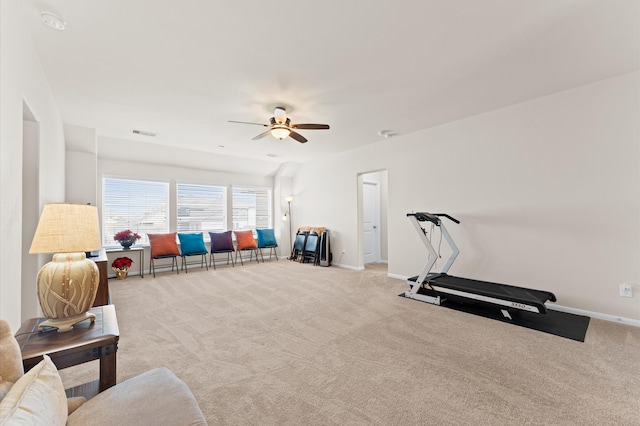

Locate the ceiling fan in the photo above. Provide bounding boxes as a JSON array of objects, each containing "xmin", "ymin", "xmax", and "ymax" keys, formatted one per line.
[{"xmin": 229, "ymin": 107, "xmax": 330, "ymax": 143}]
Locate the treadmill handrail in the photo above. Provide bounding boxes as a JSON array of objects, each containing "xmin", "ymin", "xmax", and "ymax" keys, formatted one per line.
[
  {"xmin": 433, "ymin": 213, "xmax": 460, "ymax": 224},
  {"xmin": 407, "ymin": 212, "xmax": 461, "ymax": 225}
]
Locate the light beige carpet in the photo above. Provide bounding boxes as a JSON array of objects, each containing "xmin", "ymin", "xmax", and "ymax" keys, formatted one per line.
[{"xmin": 61, "ymin": 261, "xmax": 640, "ymax": 425}]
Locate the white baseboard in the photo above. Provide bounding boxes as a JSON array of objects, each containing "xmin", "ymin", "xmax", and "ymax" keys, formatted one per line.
[
  {"xmin": 334, "ymin": 263, "xmax": 364, "ymax": 271},
  {"xmin": 387, "ymin": 272, "xmax": 406, "ymax": 280},
  {"xmin": 388, "ymin": 273, "xmax": 640, "ymax": 328}
]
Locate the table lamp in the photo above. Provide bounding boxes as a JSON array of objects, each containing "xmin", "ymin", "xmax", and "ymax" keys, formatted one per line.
[{"xmin": 29, "ymin": 203, "xmax": 102, "ymax": 332}]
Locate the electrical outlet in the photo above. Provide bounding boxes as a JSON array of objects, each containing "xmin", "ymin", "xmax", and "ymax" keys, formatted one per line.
[{"xmin": 620, "ymin": 283, "xmax": 633, "ymax": 298}]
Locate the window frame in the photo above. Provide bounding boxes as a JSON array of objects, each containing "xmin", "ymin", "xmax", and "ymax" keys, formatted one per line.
[{"xmin": 102, "ymin": 177, "xmax": 170, "ymax": 247}]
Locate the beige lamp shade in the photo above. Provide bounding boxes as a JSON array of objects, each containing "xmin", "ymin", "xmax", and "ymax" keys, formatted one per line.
[
  {"xmin": 29, "ymin": 203, "xmax": 102, "ymax": 332},
  {"xmin": 30, "ymin": 203, "xmax": 101, "ymax": 254}
]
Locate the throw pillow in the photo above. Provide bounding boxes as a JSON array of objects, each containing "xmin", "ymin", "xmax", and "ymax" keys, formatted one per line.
[
  {"xmin": 234, "ymin": 230, "xmax": 257, "ymax": 250},
  {"xmin": 209, "ymin": 231, "xmax": 234, "ymax": 252},
  {"xmin": 0, "ymin": 320, "xmax": 23, "ymax": 401},
  {"xmin": 256, "ymin": 228, "xmax": 277, "ymax": 247},
  {"xmin": 148, "ymin": 233, "xmax": 180, "ymax": 257},
  {"xmin": 0, "ymin": 355, "xmax": 67, "ymax": 426},
  {"xmin": 178, "ymin": 233, "xmax": 207, "ymax": 256}
]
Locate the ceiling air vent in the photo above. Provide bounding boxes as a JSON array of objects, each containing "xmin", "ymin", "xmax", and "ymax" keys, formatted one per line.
[{"xmin": 132, "ymin": 129, "xmax": 157, "ymax": 137}]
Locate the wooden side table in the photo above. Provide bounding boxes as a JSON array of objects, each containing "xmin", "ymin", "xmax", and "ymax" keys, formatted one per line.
[
  {"xmin": 15, "ymin": 305, "xmax": 120, "ymax": 399},
  {"xmin": 91, "ymin": 249, "xmax": 109, "ymax": 306}
]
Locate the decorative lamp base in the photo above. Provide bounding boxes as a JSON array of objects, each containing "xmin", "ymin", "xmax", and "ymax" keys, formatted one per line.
[
  {"xmin": 37, "ymin": 311, "xmax": 96, "ymax": 333},
  {"xmin": 36, "ymin": 252, "xmax": 99, "ymax": 332}
]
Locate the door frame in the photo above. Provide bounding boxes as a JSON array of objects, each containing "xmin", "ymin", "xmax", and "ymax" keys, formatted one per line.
[{"xmin": 357, "ymin": 170, "xmax": 388, "ymax": 269}]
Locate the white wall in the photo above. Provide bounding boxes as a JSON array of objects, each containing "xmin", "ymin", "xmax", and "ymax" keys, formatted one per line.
[
  {"xmin": 65, "ymin": 124, "xmax": 98, "ymax": 205},
  {"xmin": 1, "ymin": 0, "xmax": 66, "ymax": 331},
  {"xmin": 293, "ymin": 72, "xmax": 640, "ymax": 320}
]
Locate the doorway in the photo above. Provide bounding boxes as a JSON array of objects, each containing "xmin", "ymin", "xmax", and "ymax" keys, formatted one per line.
[
  {"xmin": 359, "ymin": 170, "xmax": 388, "ymax": 267},
  {"xmin": 363, "ymin": 181, "xmax": 379, "ymax": 264},
  {"xmin": 22, "ymin": 101, "xmax": 40, "ymax": 319}
]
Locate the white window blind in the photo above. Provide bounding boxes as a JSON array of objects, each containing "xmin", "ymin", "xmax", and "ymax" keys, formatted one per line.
[
  {"xmin": 102, "ymin": 178, "xmax": 169, "ymax": 246},
  {"xmin": 177, "ymin": 183, "xmax": 227, "ymax": 235},
  {"xmin": 231, "ymin": 186, "xmax": 272, "ymax": 231}
]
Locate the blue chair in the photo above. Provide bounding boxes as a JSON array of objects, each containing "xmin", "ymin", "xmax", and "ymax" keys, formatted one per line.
[
  {"xmin": 208, "ymin": 231, "xmax": 235, "ymax": 269},
  {"xmin": 256, "ymin": 228, "xmax": 278, "ymax": 262},
  {"xmin": 177, "ymin": 233, "xmax": 208, "ymax": 273}
]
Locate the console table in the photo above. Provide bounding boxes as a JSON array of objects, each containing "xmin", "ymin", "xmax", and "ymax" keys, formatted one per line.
[
  {"xmin": 106, "ymin": 246, "xmax": 145, "ymax": 278},
  {"xmin": 15, "ymin": 305, "xmax": 119, "ymax": 399}
]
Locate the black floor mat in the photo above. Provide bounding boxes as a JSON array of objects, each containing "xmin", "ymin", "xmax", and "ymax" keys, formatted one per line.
[{"xmin": 400, "ymin": 291, "xmax": 590, "ymax": 342}]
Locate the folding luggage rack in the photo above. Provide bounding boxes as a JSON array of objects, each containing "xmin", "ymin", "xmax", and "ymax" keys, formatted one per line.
[{"xmin": 405, "ymin": 212, "xmax": 556, "ymax": 319}]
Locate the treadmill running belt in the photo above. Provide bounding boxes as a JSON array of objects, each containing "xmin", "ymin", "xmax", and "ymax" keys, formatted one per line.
[{"xmin": 425, "ymin": 273, "xmax": 556, "ymax": 312}]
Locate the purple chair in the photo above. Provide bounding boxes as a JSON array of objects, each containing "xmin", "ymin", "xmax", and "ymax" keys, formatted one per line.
[{"xmin": 208, "ymin": 231, "xmax": 235, "ymax": 269}]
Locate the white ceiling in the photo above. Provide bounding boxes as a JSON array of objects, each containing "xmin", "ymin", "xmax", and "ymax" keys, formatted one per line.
[{"xmin": 23, "ymin": 0, "xmax": 639, "ymax": 175}]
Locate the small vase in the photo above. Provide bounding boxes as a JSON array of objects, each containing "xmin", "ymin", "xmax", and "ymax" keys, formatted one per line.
[
  {"xmin": 119, "ymin": 238, "xmax": 135, "ymax": 249},
  {"xmin": 113, "ymin": 267, "xmax": 128, "ymax": 280}
]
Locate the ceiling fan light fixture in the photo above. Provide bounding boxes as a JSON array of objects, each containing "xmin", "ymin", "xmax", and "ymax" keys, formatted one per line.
[
  {"xmin": 273, "ymin": 107, "xmax": 287, "ymax": 124},
  {"xmin": 271, "ymin": 126, "xmax": 291, "ymax": 140}
]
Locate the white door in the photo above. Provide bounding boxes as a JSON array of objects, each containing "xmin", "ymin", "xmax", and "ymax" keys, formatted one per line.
[{"xmin": 363, "ymin": 181, "xmax": 380, "ymax": 264}]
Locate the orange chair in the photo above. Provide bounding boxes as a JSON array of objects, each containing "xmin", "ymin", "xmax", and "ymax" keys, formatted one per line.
[
  {"xmin": 148, "ymin": 233, "xmax": 180, "ymax": 277},
  {"xmin": 234, "ymin": 230, "xmax": 260, "ymax": 265}
]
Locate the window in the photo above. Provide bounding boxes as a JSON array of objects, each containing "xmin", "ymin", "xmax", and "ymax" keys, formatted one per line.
[
  {"xmin": 102, "ymin": 178, "xmax": 169, "ymax": 246},
  {"xmin": 231, "ymin": 186, "xmax": 272, "ymax": 231},
  {"xmin": 176, "ymin": 183, "xmax": 226, "ymax": 234}
]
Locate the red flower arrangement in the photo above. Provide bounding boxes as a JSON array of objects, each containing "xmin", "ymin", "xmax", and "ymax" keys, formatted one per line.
[
  {"xmin": 114, "ymin": 230, "xmax": 141, "ymax": 242},
  {"xmin": 112, "ymin": 257, "xmax": 133, "ymax": 270}
]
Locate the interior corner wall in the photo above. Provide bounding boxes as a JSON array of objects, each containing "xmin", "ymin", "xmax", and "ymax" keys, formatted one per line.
[
  {"xmin": 1, "ymin": 0, "xmax": 66, "ymax": 330},
  {"xmin": 65, "ymin": 124, "xmax": 98, "ymax": 206},
  {"xmin": 292, "ymin": 72, "xmax": 640, "ymax": 320}
]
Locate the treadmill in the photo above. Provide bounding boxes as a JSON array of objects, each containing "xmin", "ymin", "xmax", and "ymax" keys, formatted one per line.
[{"xmin": 405, "ymin": 212, "xmax": 556, "ymax": 319}]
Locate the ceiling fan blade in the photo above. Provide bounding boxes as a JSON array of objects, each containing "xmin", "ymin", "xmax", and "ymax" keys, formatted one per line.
[
  {"xmin": 228, "ymin": 120, "xmax": 268, "ymax": 127},
  {"xmin": 252, "ymin": 130, "xmax": 273, "ymax": 140},
  {"xmin": 288, "ymin": 130, "xmax": 308, "ymax": 143},
  {"xmin": 291, "ymin": 123, "xmax": 330, "ymax": 130}
]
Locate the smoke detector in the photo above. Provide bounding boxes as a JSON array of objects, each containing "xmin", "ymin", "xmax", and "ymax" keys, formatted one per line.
[
  {"xmin": 378, "ymin": 130, "xmax": 397, "ymax": 139},
  {"xmin": 41, "ymin": 12, "xmax": 67, "ymax": 30}
]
